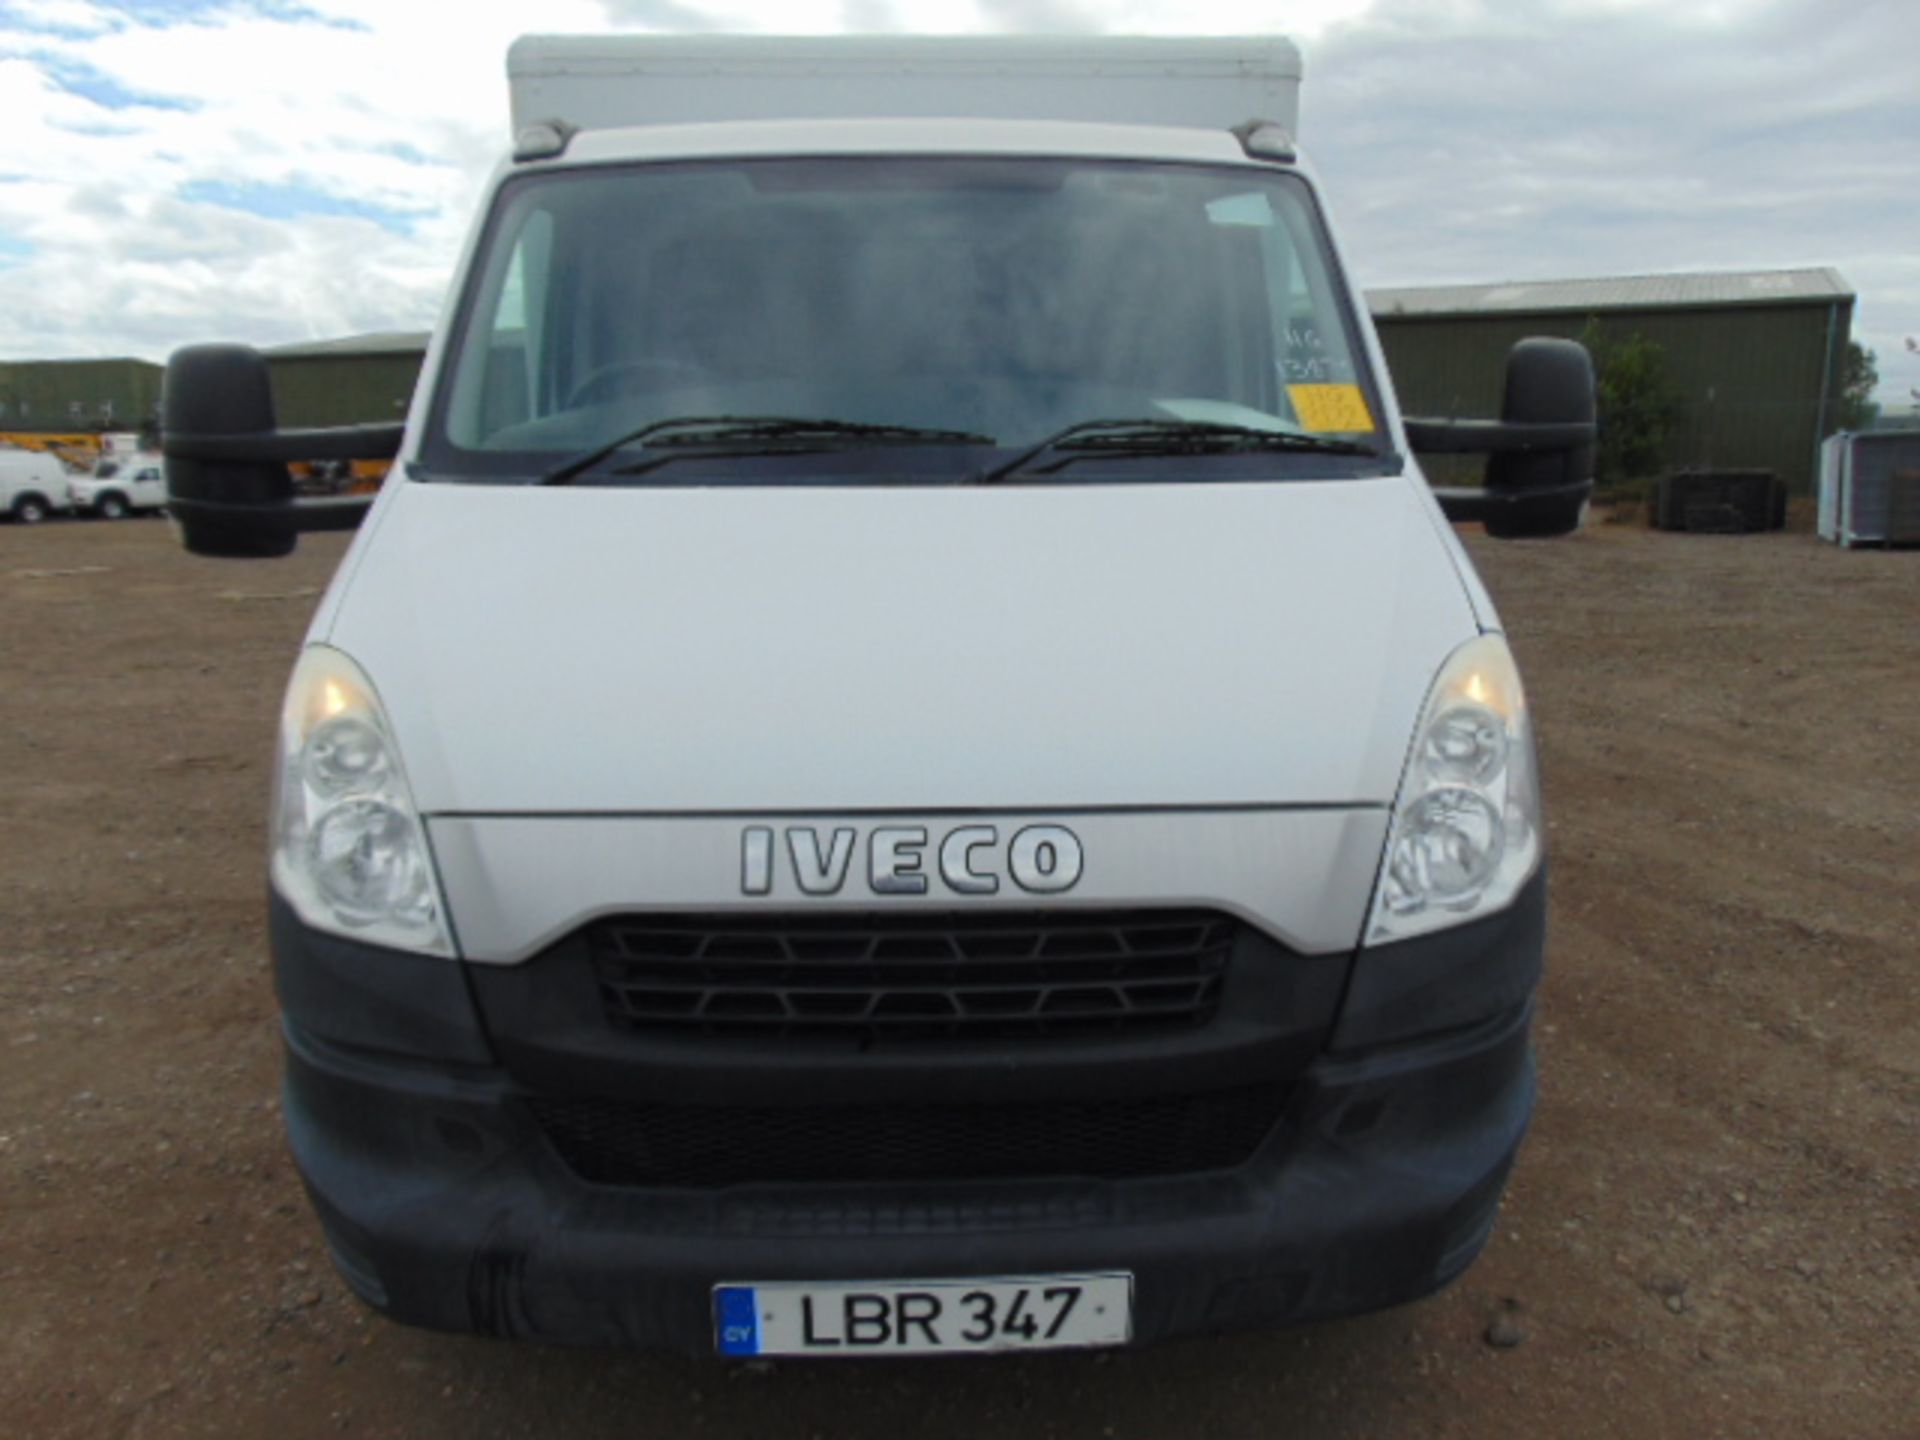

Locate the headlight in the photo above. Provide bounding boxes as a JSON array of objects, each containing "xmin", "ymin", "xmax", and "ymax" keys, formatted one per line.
[
  {"xmin": 271, "ymin": 645, "xmax": 453, "ymax": 955},
  {"xmin": 1367, "ymin": 634, "xmax": 1541, "ymax": 943}
]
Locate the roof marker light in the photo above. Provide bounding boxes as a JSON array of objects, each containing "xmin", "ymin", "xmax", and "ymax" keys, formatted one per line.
[
  {"xmin": 514, "ymin": 119, "xmax": 576, "ymax": 163},
  {"xmin": 1232, "ymin": 118, "xmax": 1296, "ymax": 164}
]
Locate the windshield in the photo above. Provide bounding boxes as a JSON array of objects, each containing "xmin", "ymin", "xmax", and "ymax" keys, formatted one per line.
[{"xmin": 424, "ymin": 156, "xmax": 1393, "ymax": 485}]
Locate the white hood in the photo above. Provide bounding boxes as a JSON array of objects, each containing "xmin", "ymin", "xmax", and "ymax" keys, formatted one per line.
[{"xmin": 322, "ymin": 476, "xmax": 1478, "ymax": 815}]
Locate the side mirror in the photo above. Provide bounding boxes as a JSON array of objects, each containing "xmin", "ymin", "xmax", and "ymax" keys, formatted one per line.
[
  {"xmin": 1405, "ymin": 337, "xmax": 1597, "ymax": 540},
  {"xmin": 162, "ymin": 343, "xmax": 402, "ymax": 559},
  {"xmin": 1483, "ymin": 338, "xmax": 1596, "ymax": 538},
  {"xmin": 163, "ymin": 344, "xmax": 297, "ymax": 557}
]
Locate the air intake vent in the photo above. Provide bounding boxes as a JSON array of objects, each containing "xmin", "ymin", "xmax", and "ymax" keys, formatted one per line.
[
  {"xmin": 588, "ymin": 909, "xmax": 1237, "ymax": 1040},
  {"xmin": 528, "ymin": 1084, "xmax": 1287, "ymax": 1188}
]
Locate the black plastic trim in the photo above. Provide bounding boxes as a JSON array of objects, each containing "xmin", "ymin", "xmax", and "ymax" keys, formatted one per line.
[
  {"xmin": 265, "ymin": 880, "xmax": 1546, "ymax": 1350},
  {"xmin": 279, "ymin": 993, "xmax": 1536, "ymax": 1348},
  {"xmin": 467, "ymin": 914, "xmax": 1349, "ymax": 1109},
  {"xmin": 269, "ymin": 890, "xmax": 493, "ymax": 1065},
  {"xmin": 1330, "ymin": 864, "xmax": 1547, "ymax": 1052}
]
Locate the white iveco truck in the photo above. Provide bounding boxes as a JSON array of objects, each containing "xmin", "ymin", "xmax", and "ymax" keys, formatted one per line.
[{"xmin": 161, "ymin": 37, "xmax": 1594, "ymax": 1356}]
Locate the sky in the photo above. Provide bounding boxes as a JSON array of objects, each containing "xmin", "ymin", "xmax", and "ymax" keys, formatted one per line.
[{"xmin": 0, "ymin": 0, "xmax": 1914, "ymax": 405}]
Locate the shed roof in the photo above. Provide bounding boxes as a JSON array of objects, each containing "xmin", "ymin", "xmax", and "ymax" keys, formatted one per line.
[
  {"xmin": 1366, "ymin": 268, "xmax": 1852, "ymax": 319},
  {"xmin": 265, "ymin": 331, "xmax": 430, "ymax": 359},
  {"xmin": 0, "ymin": 355, "xmax": 160, "ymax": 369}
]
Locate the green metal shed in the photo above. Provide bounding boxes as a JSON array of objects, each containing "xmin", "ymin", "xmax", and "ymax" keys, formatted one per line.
[
  {"xmin": 242, "ymin": 268, "xmax": 1856, "ymax": 496},
  {"xmin": 1368, "ymin": 269, "xmax": 1854, "ymax": 493},
  {"xmin": 264, "ymin": 331, "xmax": 429, "ymax": 429},
  {"xmin": 0, "ymin": 356, "xmax": 163, "ymax": 432}
]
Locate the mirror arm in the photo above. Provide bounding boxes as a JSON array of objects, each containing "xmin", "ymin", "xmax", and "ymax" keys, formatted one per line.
[
  {"xmin": 163, "ymin": 423, "xmax": 404, "ymax": 465},
  {"xmin": 1432, "ymin": 487, "xmax": 1494, "ymax": 523},
  {"xmin": 1403, "ymin": 418, "xmax": 1595, "ymax": 455},
  {"xmin": 166, "ymin": 491, "xmax": 374, "ymax": 535},
  {"xmin": 1433, "ymin": 477, "xmax": 1592, "ymax": 524},
  {"xmin": 289, "ymin": 495, "xmax": 376, "ymax": 531}
]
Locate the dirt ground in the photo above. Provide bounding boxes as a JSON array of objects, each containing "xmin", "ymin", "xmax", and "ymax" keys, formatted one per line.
[{"xmin": 2, "ymin": 511, "xmax": 1915, "ymax": 1440}]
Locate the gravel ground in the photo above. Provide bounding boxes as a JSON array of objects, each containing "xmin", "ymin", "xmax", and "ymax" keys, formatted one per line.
[{"xmin": 2, "ymin": 512, "xmax": 1916, "ymax": 1439}]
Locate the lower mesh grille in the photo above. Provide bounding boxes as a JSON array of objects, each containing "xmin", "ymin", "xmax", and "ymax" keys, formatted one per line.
[
  {"xmin": 527, "ymin": 1085, "xmax": 1287, "ymax": 1189},
  {"xmin": 588, "ymin": 908, "xmax": 1237, "ymax": 1040}
]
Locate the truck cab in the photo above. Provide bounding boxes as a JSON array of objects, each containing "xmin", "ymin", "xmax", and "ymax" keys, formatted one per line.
[{"xmin": 160, "ymin": 36, "xmax": 1592, "ymax": 1357}]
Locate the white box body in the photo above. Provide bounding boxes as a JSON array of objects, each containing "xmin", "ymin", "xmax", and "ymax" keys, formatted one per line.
[{"xmin": 507, "ymin": 35, "xmax": 1301, "ymax": 138}]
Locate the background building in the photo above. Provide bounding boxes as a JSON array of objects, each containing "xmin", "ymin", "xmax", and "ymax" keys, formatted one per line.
[
  {"xmin": 244, "ymin": 267, "xmax": 1859, "ymax": 495},
  {"xmin": 0, "ymin": 356, "xmax": 162, "ymax": 433},
  {"xmin": 1368, "ymin": 268, "xmax": 1854, "ymax": 492},
  {"xmin": 263, "ymin": 332, "xmax": 429, "ymax": 429},
  {"xmin": 2, "ymin": 266, "xmax": 1862, "ymax": 496}
]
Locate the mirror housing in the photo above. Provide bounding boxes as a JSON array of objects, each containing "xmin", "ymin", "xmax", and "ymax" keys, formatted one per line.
[
  {"xmin": 1408, "ymin": 337, "xmax": 1597, "ymax": 539},
  {"xmin": 162, "ymin": 343, "xmax": 400, "ymax": 558},
  {"xmin": 163, "ymin": 344, "xmax": 295, "ymax": 557}
]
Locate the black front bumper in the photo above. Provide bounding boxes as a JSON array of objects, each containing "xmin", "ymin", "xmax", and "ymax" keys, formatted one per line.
[{"xmin": 271, "ymin": 875, "xmax": 1545, "ymax": 1353}]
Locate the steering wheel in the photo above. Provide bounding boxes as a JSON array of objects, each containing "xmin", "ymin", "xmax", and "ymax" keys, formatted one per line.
[{"xmin": 565, "ymin": 358, "xmax": 712, "ymax": 409}]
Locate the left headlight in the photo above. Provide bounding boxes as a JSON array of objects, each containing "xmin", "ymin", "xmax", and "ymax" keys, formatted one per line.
[
  {"xmin": 1367, "ymin": 633, "xmax": 1542, "ymax": 944},
  {"xmin": 271, "ymin": 645, "xmax": 453, "ymax": 956}
]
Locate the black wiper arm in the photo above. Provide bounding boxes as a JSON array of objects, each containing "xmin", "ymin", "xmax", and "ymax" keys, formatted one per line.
[
  {"xmin": 540, "ymin": 415, "xmax": 993, "ymax": 486},
  {"xmin": 647, "ymin": 418, "xmax": 994, "ymax": 448},
  {"xmin": 969, "ymin": 418, "xmax": 1377, "ymax": 485},
  {"xmin": 540, "ymin": 415, "xmax": 737, "ymax": 486}
]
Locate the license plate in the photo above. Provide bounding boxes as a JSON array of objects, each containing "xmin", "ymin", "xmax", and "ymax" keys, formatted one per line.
[{"xmin": 714, "ymin": 1273, "xmax": 1132, "ymax": 1356}]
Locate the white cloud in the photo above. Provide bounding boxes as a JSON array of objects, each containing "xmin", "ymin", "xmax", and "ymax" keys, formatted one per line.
[
  {"xmin": 0, "ymin": 0, "xmax": 611, "ymax": 356},
  {"xmin": 5, "ymin": 0, "xmax": 113, "ymax": 33},
  {"xmin": 0, "ymin": 0, "xmax": 1913, "ymax": 404},
  {"xmin": 1308, "ymin": 0, "xmax": 1920, "ymax": 402}
]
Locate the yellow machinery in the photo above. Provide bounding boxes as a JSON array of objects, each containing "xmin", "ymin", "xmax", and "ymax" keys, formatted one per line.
[
  {"xmin": 2, "ymin": 432, "xmax": 385, "ymax": 492},
  {"xmin": 0, "ymin": 432, "xmax": 103, "ymax": 470}
]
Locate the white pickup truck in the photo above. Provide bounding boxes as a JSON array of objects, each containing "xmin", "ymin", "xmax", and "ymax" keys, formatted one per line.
[
  {"xmin": 69, "ymin": 456, "xmax": 168, "ymax": 518},
  {"xmin": 159, "ymin": 36, "xmax": 1593, "ymax": 1357}
]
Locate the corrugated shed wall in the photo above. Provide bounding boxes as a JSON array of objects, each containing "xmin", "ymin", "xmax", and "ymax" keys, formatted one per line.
[
  {"xmin": 0, "ymin": 358, "xmax": 163, "ymax": 430},
  {"xmin": 1373, "ymin": 300, "xmax": 1852, "ymax": 492},
  {"xmin": 266, "ymin": 352, "xmax": 424, "ymax": 429}
]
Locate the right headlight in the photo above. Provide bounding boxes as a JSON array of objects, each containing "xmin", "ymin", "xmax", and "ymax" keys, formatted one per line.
[
  {"xmin": 270, "ymin": 645, "xmax": 453, "ymax": 956},
  {"xmin": 1367, "ymin": 633, "xmax": 1542, "ymax": 943}
]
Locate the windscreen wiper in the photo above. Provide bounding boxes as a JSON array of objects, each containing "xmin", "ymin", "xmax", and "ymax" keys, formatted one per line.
[
  {"xmin": 539, "ymin": 416, "xmax": 995, "ymax": 486},
  {"xmin": 969, "ymin": 418, "xmax": 1379, "ymax": 486}
]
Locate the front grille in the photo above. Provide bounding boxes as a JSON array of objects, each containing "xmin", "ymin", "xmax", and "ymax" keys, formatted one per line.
[
  {"xmin": 589, "ymin": 908, "xmax": 1237, "ymax": 1039},
  {"xmin": 527, "ymin": 1085, "xmax": 1287, "ymax": 1188}
]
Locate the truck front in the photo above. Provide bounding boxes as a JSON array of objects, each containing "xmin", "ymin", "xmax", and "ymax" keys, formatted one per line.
[{"xmin": 251, "ymin": 109, "xmax": 1552, "ymax": 1354}]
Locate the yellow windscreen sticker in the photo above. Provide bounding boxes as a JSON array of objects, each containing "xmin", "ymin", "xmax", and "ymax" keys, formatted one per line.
[{"xmin": 1286, "ymin": 384, "xmax": 1377, "ymax": 434}]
